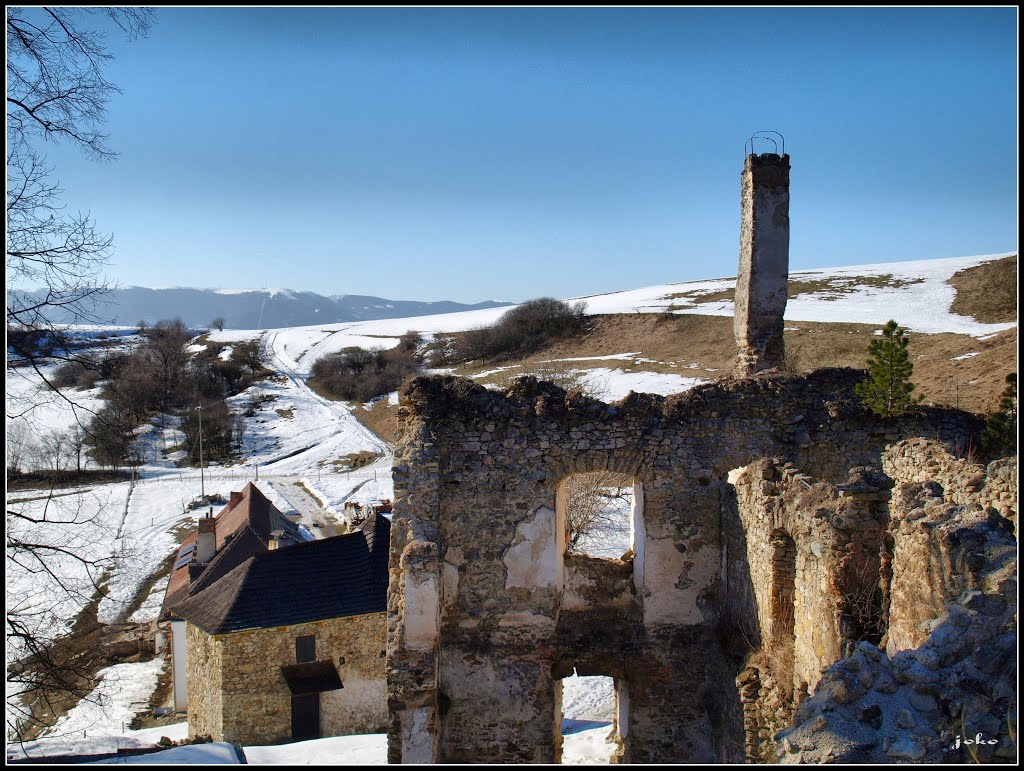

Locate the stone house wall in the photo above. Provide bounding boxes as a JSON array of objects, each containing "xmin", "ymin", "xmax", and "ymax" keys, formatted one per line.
[
  {"xmin": 186, "ymin": 612, "xmax": 387, "ymax": 746},
  {"xmin": 386, "ymin": 369, "xmax": 981, "ymax": 764},
  {"xmin": 186, "ymin": 622, "xmax": 224, "ymax": 740}
]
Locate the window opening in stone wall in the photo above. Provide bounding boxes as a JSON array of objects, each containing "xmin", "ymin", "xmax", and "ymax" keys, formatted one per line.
[
  {"xmin": 558, "ymin": 670, "xmax": 618, "ymax": 764},
  {"xmin": 559, "ymin": 472, "xmax": 636, "ymax": 559},
  {"xmin": 296, "ymin": 634, "xmax": 315, "ymax": 663},
  {"xmin": 768, "ymin": 529, "xmax": 797, "ymax": 698}
]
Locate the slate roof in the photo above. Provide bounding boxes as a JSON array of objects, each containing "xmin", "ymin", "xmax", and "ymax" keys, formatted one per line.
[
  {"xmin": 171, "ymin": 516, "xmax": 390, "ymax": 635},
  {"xmin": 359, "ymin": 513, "xmax": 392, "ymax": 595}
]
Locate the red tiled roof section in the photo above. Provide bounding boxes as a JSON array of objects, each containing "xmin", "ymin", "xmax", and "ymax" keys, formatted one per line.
[{"xmin": 215, "ymin": 482, "xmax": 281, "ymax": 549}]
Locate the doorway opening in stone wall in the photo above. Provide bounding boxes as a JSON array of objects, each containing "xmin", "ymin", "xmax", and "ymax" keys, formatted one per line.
[
  {"xmin": 291, "ymin": 692, "xmax": 320, "ymax": 741},
  {"xmin": 557, "ymin": 669, "xmax": 620, "ymax": 764},
  {"xmin": 557, "ymin": 472, "xmax": 639, "ymax": 560}
]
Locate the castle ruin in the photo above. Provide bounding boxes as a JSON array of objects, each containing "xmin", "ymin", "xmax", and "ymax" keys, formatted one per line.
[{"xmin": 384, "ymin": 148, "xmax": 1017, "ymax": 763}]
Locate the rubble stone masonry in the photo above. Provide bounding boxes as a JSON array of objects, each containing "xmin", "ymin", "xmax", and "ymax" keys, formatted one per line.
[
  {"xmin": 186, "ymin": 612, "xmax": 387, "ymax": 746},
  {"xmin": 386, "ymin": 368, "xmax": 988, "ymax": 763}
]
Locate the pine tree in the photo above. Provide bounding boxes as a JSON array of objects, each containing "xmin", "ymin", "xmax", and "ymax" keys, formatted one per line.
[
  {"xmin": 855, "ymin": 320, "xmax": 920, "ymax": 417},
  {"xmin": 980, "ymin": 373, "xmax": 1017, "ymax": 458}
]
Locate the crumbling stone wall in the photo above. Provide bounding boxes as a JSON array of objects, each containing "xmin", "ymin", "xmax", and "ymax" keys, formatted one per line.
[
  {"xmin": 775, "ymin": 458, "xmax": 1017, "ymax": 764},
  {"xmin": 387, "ymin": 368, "xmax": 981, "ymax": 764},
  {"xmin": 186, "ymin": 612, "xmax": 387, "ymax": 746},
  {"xmin": 884, "ymin": 438, "xmax": 1017, "ymax": 524},
  {"xmin": 883, "ymin": 439, "xmax": 1017, "ymax": 653},
  {"xmin": 729, "ymin": 459, "xmax": 891, "ymax": 762}
]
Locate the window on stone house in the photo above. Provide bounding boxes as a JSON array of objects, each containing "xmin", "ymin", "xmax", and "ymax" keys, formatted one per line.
[{"xmin": 296, "ymin": 634, "xmax": 316, "ymax": 663}]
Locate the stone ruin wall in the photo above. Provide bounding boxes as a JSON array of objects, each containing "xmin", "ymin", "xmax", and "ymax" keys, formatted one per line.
[
  {"xmin": 386, "ymin": 368, "xmax": 988, "ymax": 764},
  {"xmin": 774, "ymin": 443, "xmax": 1017, "ymax": 763},
  {"xmin": 728, "ymin": 459, "xmax": 892, "ymax": 762},
  {"xmin": 882, "ymin": 439, "xmax": 1017, "ymax": 654}
]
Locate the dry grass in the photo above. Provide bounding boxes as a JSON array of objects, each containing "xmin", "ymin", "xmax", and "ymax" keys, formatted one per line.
[
  {"xmin": 948, "ymin": 254, "xmax": 1017, "ymax": 323},
  {"xmin": 664, "ymin": 274, "xmax": 926, "ymax": 309},
  {"xmin": 445, "ymin": 311, "xmax": 1015, "ymax": 415},
  {"xmin": 351, "ymin": 398, "xmax": 402, "ymax": 444}
]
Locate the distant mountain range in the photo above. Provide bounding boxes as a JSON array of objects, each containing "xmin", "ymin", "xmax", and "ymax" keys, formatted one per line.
[{"xmin": 8, "ymin": 286, "xmax": 513, "ymax": 330}]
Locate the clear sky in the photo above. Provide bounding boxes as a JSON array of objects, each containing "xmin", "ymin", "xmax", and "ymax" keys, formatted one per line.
[{"xmin": 27, "ymin": 7, "xmax": 1019, "ymax": 303}]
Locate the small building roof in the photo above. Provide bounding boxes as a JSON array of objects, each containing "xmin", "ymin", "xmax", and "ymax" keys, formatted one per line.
[
  {"xmin": 171, "ymin": 515, "xmax": 390, "ymax": 635},
  {"xmin": 159, "ymin": 483, "xmax": 303, "ymax": 621}
]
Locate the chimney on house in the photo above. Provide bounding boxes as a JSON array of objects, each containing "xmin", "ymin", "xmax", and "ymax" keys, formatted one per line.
[
  {"xmin": 197, "ymin": 516, "xmax": 216, "ymax": 563},
  {"xmin": 228, "ymin": 491, "xmax": 243, "ymax": 509},
  {"xmin": 734, "ymin": 136, "xmax": 790, "ymax": 376},
  {"xmin": 267, "ymin": 529, "xmax": 294, "ymax": 551}
]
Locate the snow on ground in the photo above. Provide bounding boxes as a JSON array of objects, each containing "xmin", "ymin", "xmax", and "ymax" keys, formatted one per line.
[
  {"xmin": 562, "ymin": 674, "xmax": 616, "ymax": 721},
  {"xmin": 6, "ymin": 719, "xmax": 190, "ymax": 761},
  {"xmin": 88, "ymin": 742, "xmax": 241, "ymax": 764},
  {"xmin": 561, "ymin": 674, "xmax": 618, "ymax": 764},
  {"xmin": 579, "ymin": 252, "xmax": 1017, "ymax": 337},
  {"xmin": 244, "ymin": 734, "xmax": 387, "ymax": 765},
  {"xmin": 7, "ymin": 656, "xmax": 168, "ymax": 759},
  {"xmin": 6, "ymin": 483, "xmax": 132, "ymax": 664},
  {"xmin": 577, "ymin": 368, "xmax": 708, "ymax": 401},
  {"xmin": 128, "ymin": 576, "xmax": 168, "ymax": 623}
]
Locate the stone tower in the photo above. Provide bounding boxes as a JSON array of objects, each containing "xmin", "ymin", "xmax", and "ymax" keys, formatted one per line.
[{"xmin": 734, "ymin": 151, "xmax": 790, "ymax": 375}]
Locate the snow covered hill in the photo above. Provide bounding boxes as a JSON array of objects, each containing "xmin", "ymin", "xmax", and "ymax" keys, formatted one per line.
[{"xmin": 6, "ymin": 285, "xmax": 511, "ymax": 330}]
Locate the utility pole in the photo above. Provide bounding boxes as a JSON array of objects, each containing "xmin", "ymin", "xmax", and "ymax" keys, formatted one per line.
[{"xmin": 196, "ymin": 404, "xmax": 205, "ymax": 500}]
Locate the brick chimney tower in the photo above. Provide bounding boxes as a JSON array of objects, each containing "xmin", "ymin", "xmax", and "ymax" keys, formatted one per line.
[{"xmin": 734, "ymin": 148, "xmax": 790, "ymax": 375}]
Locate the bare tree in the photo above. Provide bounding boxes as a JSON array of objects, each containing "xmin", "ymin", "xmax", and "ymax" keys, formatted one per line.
[
  {"xmin": 210, "ymin": 316, "xmax": 225, "ymax": 332},
  {"xmin": 7, "ymin": 7, "xmax": 155, "ymax": 422},
  {"xmin": 6, "ymin": 6, "xmax": 155, "ymax": 744},
  {"xmin": 37, "ymin": 431, "xmax": 70, "ymax": 475},
  {"xmin": 6, "ymin": 490, "xmax": 121, "ymax": 743},
  {"xmin": 6, "ymin": 421, "xmax": 36, "ymax": 474},
  {"xmin": 563, "ymin": 471, "xmax": 633, "ymax": 554}
]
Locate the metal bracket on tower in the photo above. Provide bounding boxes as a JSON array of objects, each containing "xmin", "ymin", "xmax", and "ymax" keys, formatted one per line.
[{"xmin": 745, "ymin": 131, "xmax": 786, "ymax": 159}]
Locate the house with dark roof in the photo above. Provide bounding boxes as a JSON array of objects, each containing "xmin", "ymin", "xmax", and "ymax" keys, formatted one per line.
[
  {"xmin": 171, "ymin": 511, "xmax": 391, "ymax": 745},
  {"xmin": 158, "ymin": 483, "xmax": 305, "ymax": 713}
]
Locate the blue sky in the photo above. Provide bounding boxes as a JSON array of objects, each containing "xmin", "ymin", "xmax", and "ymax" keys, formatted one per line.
[{"xmin": 27, "ymin": 7, "xmax": 1018, "ymax": 303}]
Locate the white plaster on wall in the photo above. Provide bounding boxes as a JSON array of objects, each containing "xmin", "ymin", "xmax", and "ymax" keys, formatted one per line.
[
  {"xmin": 503, "ymin": 506, "xmax": 559, "ymax": 590},
  {"xmin": 404, "ymin": 571, "xmax": 440, "ymax": 650},
  {"xmin": 642, "ymin": 539, "xmax": 718, "ymax": 626}
]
